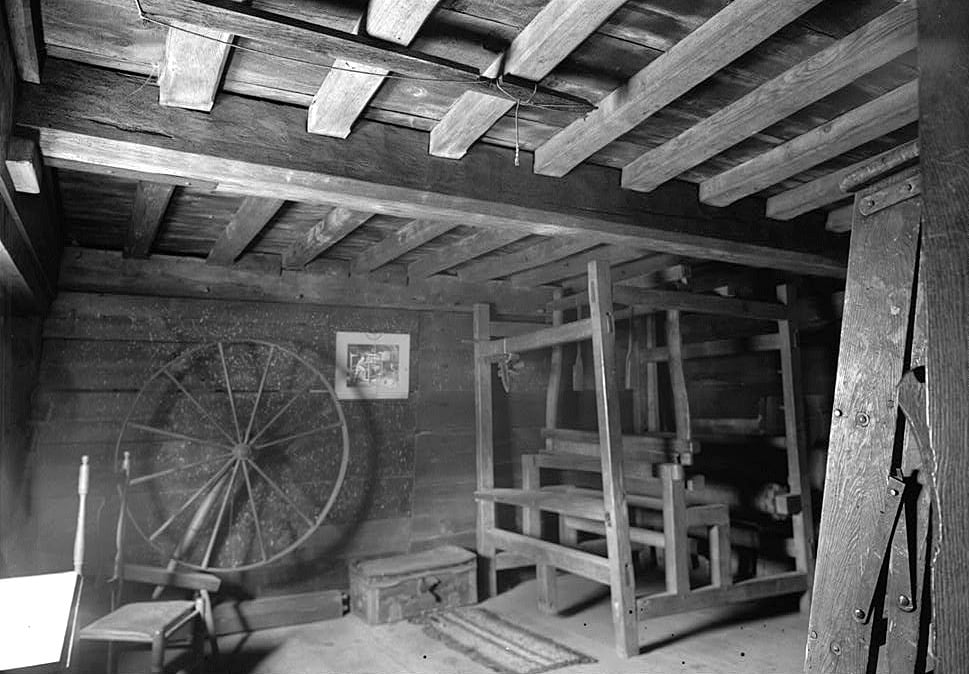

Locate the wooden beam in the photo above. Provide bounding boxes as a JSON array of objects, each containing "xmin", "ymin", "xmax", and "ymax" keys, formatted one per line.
[
  {"xmin": 365, "ymin": 0, "xmax": 438, "ymax": 44},
  {"xmin": 562, "ymin": 254, "xmax": 682, "ymax": 291},
  {"xmin": 206, "ymin": 196, "xmax": 284, "ymax": 265},
  {"xmin": 532, "ymin": 0, "xmax": 825, "ymax": 178},
  {"xmin": 282, "ymin": 207, "xmax": 373, "ymax": 268},
  {"xmin": 124, "ymin": 181, "xmax": 175, "ymax": 259},
  {"xmin": 622, "ymin": 2, "xmax": 918, "ymax": 192},
  {"xmin": 60, "ymin": 247, "xmax": 552, "ymax": 317},
  {"xmin": 765, "ymin": 140, "xmax": 919, "ymax": 220},
  {"xmin": 407, "ymin": 229, "xmax": 525, "ymax": 279},
  {"xmin": 3, "ymin": 0, "xmax": 43, "ymax": 84},
  {"xmin": 701, "ymin": 79, "xmax": 920, "ymax": 206},
  {"xmin": 5, "ymin": 136, "xmax": 42, "ymax": 194},
  {"xmin": 508, "ymin": 245, "xmax": 643, "ymax": 288},
  {"xmin": 611, "ymin": 286, "xmax": 790, "ymax": 320},
  {"xmin": 825, "ymin": 205, "xmax": 853, "ymax": 233},
  {"xmin": 137, "ymin": 0, "xmax": 581, "ymax": 109},
  {"xmin": 458, "ymin": 239, "xmax": 594, "ymax": 283},
  {"xmin": 429, "ymin": 92, "xmax": 514, "ymax": 160},
  {"xmin": 351, "ymin": 219, "xmax": 453, "ymax": 274},
  {"xmin": 918, "ymin": 0, "xmax": 969, "ymax": 667},
  {"xmin": 19, "ymin": 60, "xmax": 846, "ymax": 278},
  {"xmin": 158, "ymin": 19, "xmax": 234, "ymax": 111}
]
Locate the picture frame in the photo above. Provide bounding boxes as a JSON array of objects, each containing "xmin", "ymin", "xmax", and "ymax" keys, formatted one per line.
[{"xmin": 334, "ymin": 331, "xmax": 411, "ymax": 400}]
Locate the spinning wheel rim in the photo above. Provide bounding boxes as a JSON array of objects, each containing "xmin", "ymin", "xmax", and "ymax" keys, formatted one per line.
[{"xmin": 116, "ymin": 339, "xmax": 350, "ymax": 572}]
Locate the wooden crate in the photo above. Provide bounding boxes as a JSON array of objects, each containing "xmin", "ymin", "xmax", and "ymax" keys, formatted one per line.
[{"xmin": 349, "ymin": 546, "xmax": 477, "ymax": 624}]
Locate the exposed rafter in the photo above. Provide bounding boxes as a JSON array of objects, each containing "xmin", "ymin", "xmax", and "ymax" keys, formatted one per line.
[
  {"xmin": 622, "ymin": 2, "xmax": 917, "ymax": 193},
  {"xmin": 124, "ymin": 181, "xmax": 175, "ymax": 259},
  {"xmin": 507, "ymin": 245, "xmax": 643, "ymax": 288},
  {"xmin": 459, "ymin": 239, "xmax": 594, "ymax": 283},
  {"xmin": 207, "ymin": 196, "xmax": 284, "ymax": 265},
  {"xmin": 158, "ymin": 7, "xmax": 237, "ymax": 112},
  {"xmin": 352, "ymin": 219, "xmax": 454, "ymax": 274},
  {"xmin": 407, "ymin": 229, "xmax": 525, "ymax": 280},
  {"xmin": 532, "ymin": 0, "xmax": 826, "ymax": 178},
  {"xmin": 282, "ymin": 207, "xmax": 374, "ymax": 269}
]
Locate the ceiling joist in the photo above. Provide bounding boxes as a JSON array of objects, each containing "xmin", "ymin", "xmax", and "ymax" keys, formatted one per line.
[
  {"xmin": 459, "ymin": 239, "xmax": 594, "ymax": 283},
  {"xmin": 282, "ymin": 207, "xmax": 373, "ymax": 269},
  {"xmin": 352, "ymin": 219, "xmax": 454, "ymax": 274},
  {"xmin": 407, "ymin": 229, "xmax": 526, "ymax": 280},
  {"xmin": 124, "ymin": 181, "xmax": 175, "ymax": 259},
  {"xmin": 206, "ymin": 196, "xmax": 285, "ymax": 265}
]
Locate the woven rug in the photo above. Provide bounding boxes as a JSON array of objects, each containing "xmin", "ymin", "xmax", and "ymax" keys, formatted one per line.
[{"xmin": 413, "ymin": 607, "xmax": 595, "ymax": 674}]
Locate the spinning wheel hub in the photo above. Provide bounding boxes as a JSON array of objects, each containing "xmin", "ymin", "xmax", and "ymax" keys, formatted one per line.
[{"xmin": 232, "ymin": 443, "xmax": 253, "ymax": 460}]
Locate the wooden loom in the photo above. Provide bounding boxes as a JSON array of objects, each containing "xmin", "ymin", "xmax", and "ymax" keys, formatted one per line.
[{"xmin": 472, "ymin": 259, "xmax": 817, "ymax": 657}]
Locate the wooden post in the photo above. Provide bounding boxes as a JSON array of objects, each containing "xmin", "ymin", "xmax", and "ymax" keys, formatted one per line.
[
  {"xmin": 918, "ymin": 2, "xmax": 969, "ymax": 669},
  {"xmin": 521, "ymin": 454, "xmax": 557, "ymax": 613},
  {"xmin": 644, "ymin": 314, "xmax": 660, "ymax": 433},
  {"xmin": 660, "ymin": 463, "xmax": 689, "ymax": 596},
  {"xmin": 775, "ymin": 283, "xmax": 816, "ymax": 607},
  {"xmin": 473, "ymin": 303, "xmax": 497, "ymax": 599},
  {"xmin": 587, "ymin": 260, "xmax": 638, "ymax": 657},
  {"xmin": 665, "ymin": 310, "xmax": 692, "ymax": 464}
]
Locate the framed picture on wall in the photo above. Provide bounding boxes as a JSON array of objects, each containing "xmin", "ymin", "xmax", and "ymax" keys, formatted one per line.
[{"xmin": 334, "ymin": 332, "xmax": 410, "ymax": 400}]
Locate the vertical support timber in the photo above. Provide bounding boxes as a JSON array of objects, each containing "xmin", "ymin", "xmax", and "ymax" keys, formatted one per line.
[
  {"xmin": 473, "ymin": 303, "xmax": 497, "ymax": 599},
  {"xmin": 665, "ymin": 310, "xmax": 693, "ymax": 464},
  {"xmin": 522, "ymin": 454, "xmax": 557, "ymax": 613},
  {"xmin": 644, "ymin": 314, "xmax": 660, "ymax": 433},
  {"xmin": 805, "ymin": 180, "xmax": 921, "ymax": 672},
  {"xmin": 776, "ymin": 283, "xmax": 816, "ymax": 608},
  {"xmin": 587, "ymin": 259, "xmax": 638, "ymax": 658},
  {"xmin": 660, "ymin": 463, "xmax": 690, "ymax": 596}
]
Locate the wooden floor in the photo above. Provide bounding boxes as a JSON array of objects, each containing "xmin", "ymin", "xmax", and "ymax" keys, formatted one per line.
[{"xmin": 215, "ymin": 574, "xmax": 809, "ymax": 674}]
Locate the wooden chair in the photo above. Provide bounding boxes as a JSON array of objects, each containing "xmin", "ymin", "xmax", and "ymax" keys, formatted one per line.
[{"xmin": 78, "ymin": 452, "xmax": 221, "ymax": 674}]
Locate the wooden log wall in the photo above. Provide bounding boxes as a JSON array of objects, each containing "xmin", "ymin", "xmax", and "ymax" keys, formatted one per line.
[{"xmin": 28, "ymin": 291, "xmax": 508, "ymax": 596}]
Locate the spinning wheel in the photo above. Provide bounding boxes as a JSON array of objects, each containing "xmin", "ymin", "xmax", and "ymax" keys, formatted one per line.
[{"xmin": 116, "ymin": 340, "xmax": 349, "ymax": 572}]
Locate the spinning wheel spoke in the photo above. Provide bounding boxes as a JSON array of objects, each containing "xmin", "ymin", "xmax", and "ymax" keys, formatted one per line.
[
  {"xmin": 161, "ymin": 370, "xmax": 239, "ymax": 446},
  {"xmin": 246, "ymin": 459, "xmax": 315, "ymax": 528},
  {"xmin": 253, "ymin": 421, "xmax": 343, "ymax": 450},
  {"xmin": 127, "ymin": 422, "xmax": 235, "ymax": 452},
  {"xmin": 244, "ymin": 345, "xmax": 276, "ymax": 444},
  {"xmin": 218, "ymin": 342, "xmax": 243, "ymax": 442},
  {"xmin": 148, "ymin": 459, "xmax": 235, "ymax": 542},
  {"xmin": 248, "ymin": 381, "xmax": 315, "ymax": 445},
  {"xmin": 201, "ymin": 460, "xmax": 240, "ymax": 569},
  {"xmin": 240, "ymin": 460, "xmax": 268, "ymax": 562},
  {"xmin": 129, "ymin": 453, "xmax": 233, "ymax": 486}
]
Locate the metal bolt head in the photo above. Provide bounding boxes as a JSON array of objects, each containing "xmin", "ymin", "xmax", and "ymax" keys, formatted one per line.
[
  {"xmin": 889, "ymin": 487, "xmax": 900, "ymax": 497},
  {"xmin": 833, "ymin": 408, "xmax": 843, "ymax": 418},
  {"xmin": 809, "ymin": 630, "xmax": 818, "ymax": 640},
  {"xmin": 830, "ymin": 642, "xmax": 842, "ymax": 656},
  {"xmin": 898, "ymin": 594, "xmax": 914, "ymax": 612},
  {"xmin": 853, "ymin": 608, "xmax": 866, "ymax": 622},
  {"xmin": 855, "ymin": 412, "xmax": 870, "ymax": 427}
]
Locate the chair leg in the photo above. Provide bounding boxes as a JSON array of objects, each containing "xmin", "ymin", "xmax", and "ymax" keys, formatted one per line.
[
  {"xmin": 200, "ymin": 591, "xmax": 220, "ymax": 664},
  {"xmin": 151, "ymin": 633, "xmax": 165, "ymax": 674}
]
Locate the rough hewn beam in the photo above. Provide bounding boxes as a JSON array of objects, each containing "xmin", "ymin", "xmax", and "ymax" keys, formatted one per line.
[
  {"xmin": 18, "ymin": 60, "xmax": 845, "ymax": 278},
  {"xmin": 507, "ymin": 245, "xmax": 642, "ymax": 288},
  {"xmin": 124, "ymin": 181, "xmax": 175, "ymax": 259},
  {"xmin": 532, "ymin": 0, "xmax": 825, "ymax": 177},
  {"xmin": 4, "ymin": 0, "xmax": 43, "ymax": 84},
  {"xmin": 59, "ymin": 247, "xmax": 552, "ymax": 317},
  {"xmin": 824, "ymin": 205, "xmax": 853, "ymax": 233},
  {"xmin": 158, "ymin": 20, "xmax": 234, "ymax": 111},
  {"xmin": 5, "ymin": 136, "xmax": 42, "ymax": 193},
  {"xmin": 365, "ymin": 0, "xmax": 438, "ymax": 43},
  {"xmin": 351, "ymin": 219, "xmax": 454, "ymax": 274},
  {"xmin": 429, "ymin": 92, "xmax": 513, "ymax": 160},
  {"xmin": 407, "ymin": 229, "xmax": 525, "ymax": 279},
  {"xmin": 623, "ymin": 2, "xmax": 918, "ymax": 193},
  {"xmin": 458, "ymin": 239, "xmax": 593, "ymax": 283},
  {"xmin": 282, "ymin": 207, "xmax": 373, "ymax": 268},
  {"xmin": 206, "ymin": 196, "xmax": 284, "ymax": 265},
  {"xmin": 701, "ymin": 79, "xmax": 919, "ymax": 206}
]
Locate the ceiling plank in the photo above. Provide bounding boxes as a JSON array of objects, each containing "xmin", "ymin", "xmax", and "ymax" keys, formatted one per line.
[
  {"xmin": 19, "ymin": 60, "xmax": 846, "ymax": 278},
  {"xmin": 531, "ymin": 0, "xmax": 825, "ymax": 178},
  {"xmin": 407, "ymin": 229, "xmax": 526, "ymax": 279},
  {"xmin": 429, "ymin": 92, "xmax": 514, "ymax": 160},
  {"xmin": 138, "ymin": 0, "xmax": 579, "ymax": 109},
  {"xmin": 158, "ymin": 20, "xmax": 233, "ymax": 111},
  {"xmin": 700, "ymin": 79, "xmax": 919, "ymax": 206},
  {"xmin": 428, "ymin": 0, "xmax": 624, "ymax": 159},
  {"xmin": 765, "ymin": 139, "xmax": 919, "ymax": 220},
  {"xmin": 458, "ymin": 239, "xmax": 594, "ymax": 283},
  {"xmin": 622, "ymin": 3, "xmax": 917, "ymax": 193},
  {"xmin": 352, "ymin": 219, "xmax": 454, "ymax": 274},
  {"xmin": 282, "ymin": 207, "xmax": 373, "ymax": 269},
  {"xmin": 4, "ymin": 0, "xmax": 43, "ymax": 83},
  {"xmin": 508, "ymin": 245, "xmax": 643, "ymax": 288},
  {"xmin": 824, "ymin": 205, "xmax": 853, "ymax": 233},
  {"xmin": 60, "ymin": 247, "xmax": 552, "ymax": 317},
  {"xmin": 124, "ymin": 181, "xmax": 176, "ymax": 259},
  {"xmin": 308, "ymin": 3, "xmax": 437, "ymax": 139},
  {"xmin": 206, "ymin": 196, "xmax": 285, "ymax": 265}
]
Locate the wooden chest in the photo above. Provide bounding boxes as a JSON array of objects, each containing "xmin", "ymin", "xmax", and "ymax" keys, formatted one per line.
[{"xmin": 349, "ymin": 545, "xmax": 477, "ymax": 624}]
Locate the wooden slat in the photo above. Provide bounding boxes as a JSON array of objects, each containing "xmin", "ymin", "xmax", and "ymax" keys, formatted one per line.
[
  {"xmin": 540, "ymin": 427, "xmax": 689, "ymax": 462},
  {"xmin": 123, "ymin": 564, "xmax": 220, "ymax": 592},
  {"xmin": 124, "ymin": 182, "xmax": 175, "ymax": 259},
  {"xmin": 429, "ymin": 92, "xmax": 514, "ymax": 160},
  {"xmin": 4, "ymin": 0, "xmax": 43, "ymax": 83},
  {"xmin": 701, "ymin": 79, "xmax": 920, "ymax": 206},
  {"xmin": 206, "ymin": 196, "xmax": 284, "ymax": 266},
  {"xmin": 637, "ymin": 572, "xmax": 808, "ymax": 619},
  {"xmin": 765, "ymin": 140, "xmax": 919, "ymax": 220},
  {"xmin": 918, "ymin": 2, "xmax": 969, "ymax": 665},
  {"xmin": 478, "ymin": 318, "xmax": 593, "ymax": 358},
  {"xmin": 408, "ymin": 229, "xmax": 525, "ymax": 279},
  {"xmin": 212, "ymin": 590, "xmax": 345, "ymax": 635},
  {"xmin": 611, "ymin": 286, "xmax": 790, "ymax": 320},
  {"xmin": 485, "ymin": 528, "xmax": 610, "ymax": 584},
  {"xmin": 532, "ymin": 0, "xmax": 825, "ymax": 178},
  {"xmin": 5, "ymin": 136, "xmax": 42, "ymax": 193},
  {"xmin": 508, "ymin": 245, "xmax": 644, "ymax": 288},
  {"xmin": 476, "ymin": 487, "xmax": 607, "ymax": 522},
  {"xmin": 351, "ymin": 220, "xmax": 454, "ymax": 274},
  {"xmin": 21, "ymin": 61, "xmax": 847, "ymax": 278},
  {"xmin": 459, "ymin": 239, "xmax": 594, "ymax": 283},
  {"xmin": 560, "ymin": 254, "xmax": 680, "ymax": 291},
  {"xmin": 622, "ymin": 3, "xmax": 918, "ymax": 192},
  {"xmin": 825, "ymin": 205, "xmax": 854, "ymax": 233},
  {"xmin": 158, "ymin": 20, "xmax": 233, "ymax": 111},
  {"xmin": 282, "ymin": 207, "xmax": 373, "ymax": 268}
]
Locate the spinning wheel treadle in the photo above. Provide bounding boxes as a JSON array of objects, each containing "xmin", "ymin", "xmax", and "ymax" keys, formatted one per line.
[{"xmin": 116, "ymin": 340, "xmax": 349, "ymax": 572}]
